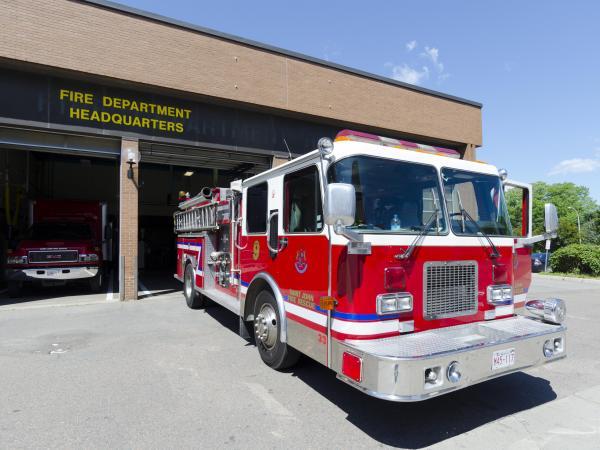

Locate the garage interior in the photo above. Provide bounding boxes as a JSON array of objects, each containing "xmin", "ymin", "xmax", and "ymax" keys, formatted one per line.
[{"xmin": 0, "ymin": 127, "xmax": 273, "ymax": 301}]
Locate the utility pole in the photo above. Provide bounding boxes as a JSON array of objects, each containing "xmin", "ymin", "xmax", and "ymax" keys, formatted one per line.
[{"xmin": 568, "ymin": 206, "xmax": 582, "ymax": 244}]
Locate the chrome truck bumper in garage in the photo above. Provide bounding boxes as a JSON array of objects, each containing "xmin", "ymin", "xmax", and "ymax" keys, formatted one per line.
[
  {"xmin": 331, "ymin": 316, "xmax": 566, "ymax": 402},
  {"xmin": 6, "ymin": 266, "xmax": 99, "ymax": 281}
]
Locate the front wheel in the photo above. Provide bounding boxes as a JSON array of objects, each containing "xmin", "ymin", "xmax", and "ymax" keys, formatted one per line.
[
  {"xmin": 184, "ymin": 263, "xmax": 205, "ymax": 309},
  {"xmin": 253, "ymin": 290, "xmax": 299, "ymax": 370}
]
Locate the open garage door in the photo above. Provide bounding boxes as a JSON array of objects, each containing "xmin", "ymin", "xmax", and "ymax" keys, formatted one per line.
[
  {"xmin": 139, "ymin": 141, "xmax": 272, "ymax": 175},
  {"xmin": 136, "ymin": 141, "xmax": 274, "ymax": 293},
  {"xmin": 1, "ymin": 127, "xmax": 120, "ymax": 307}
]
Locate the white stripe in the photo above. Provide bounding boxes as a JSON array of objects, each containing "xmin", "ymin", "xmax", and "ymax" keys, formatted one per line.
[
  {"xmin": 514, "ymin": 293, "xmax": 527, "ymax": 304},
  {"xmin": 240, "ymin": 285, "xmax": 248, "ymax": 294},
  {"xmin": 284, "ymin": 301, "xmax": 400, "ymax": 336},
  {"xmin": 177, "ymin": 244, "xmax": 202, "ymax": 251},
  {"xmin": 495, "ymin": 304, "xmax": 514, "ymax": 316}
]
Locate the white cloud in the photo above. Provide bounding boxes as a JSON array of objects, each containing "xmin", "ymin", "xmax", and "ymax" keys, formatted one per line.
[
  {"xmin": 406, "ymin": 40, "xmax": 417, "ymax": 52},
  {"xmin": 389, "ymin": 64, "xmax": 430, "ymax": 85},
  {"xmin": 548, "ymin": 158, "xmax": 600, "ymax": 176},
  {"xmin": 421, "ymin": 46, "xmax": 444, "ymax": 73}
]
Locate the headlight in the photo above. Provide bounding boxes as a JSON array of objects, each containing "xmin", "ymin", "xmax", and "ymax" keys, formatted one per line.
[
  {"xmin": 7, "ymin": 255, "xmax": 27, "ymax": 264},
  {"xmin": 525, "ymin": 298, "xmax": 566, "ymax": 324},
  {"xmin": 79, "ymin": 254, "xmax": 99, "ymax": 262},
  {"xmin": 376, "ymin": 292, "xmax": 413, "ymax": 315},
  {"xmin": 487, "ymin": 284, "xmax": 513, "ymax": 305}
]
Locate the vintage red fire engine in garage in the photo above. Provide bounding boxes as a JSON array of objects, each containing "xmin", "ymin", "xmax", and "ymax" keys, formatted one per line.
[
  {"xmin": 174, "ymin": 130, "xmax": 566, "ymax": 401},
  {"xmin": 5, "ymin": 199, "xmax": 109, "ymax": 297}
]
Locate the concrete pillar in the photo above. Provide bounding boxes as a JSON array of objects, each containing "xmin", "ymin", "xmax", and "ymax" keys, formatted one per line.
[
  {"xmin": 119, "ymin": 138, "xmax": 139, "ymax": 301},
  {"xmin": 463, "ymin": 144, "xmax": 477, "ymax": 161}
]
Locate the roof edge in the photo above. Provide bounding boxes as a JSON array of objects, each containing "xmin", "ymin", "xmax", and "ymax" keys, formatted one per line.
[{"xmin": 79, "ymin": 0, "xmax": 482, "ymax": 109}]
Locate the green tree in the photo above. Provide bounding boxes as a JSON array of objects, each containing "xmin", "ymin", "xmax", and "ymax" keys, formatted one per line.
[{"xmin": 506, "ymin": 182, "xmax": 599, "ymax": 251}]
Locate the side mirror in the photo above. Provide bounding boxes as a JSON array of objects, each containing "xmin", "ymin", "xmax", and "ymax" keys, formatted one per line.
[
  {"xmin": 325, "ymin": 183, "xmax": 355, "ymax": 227},
  {"xmin": 544, "ymin": 203, "xmax": 559, "ymax": 234}
]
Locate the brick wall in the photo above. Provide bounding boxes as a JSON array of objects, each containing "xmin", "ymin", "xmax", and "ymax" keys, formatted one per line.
[
  {"xmin": 0, "ymin": 0, "xmax": 482, "ymax": 148},
  {"xmin": 119, "ymin": 139, "xmax": 139, "ymax": 301}
]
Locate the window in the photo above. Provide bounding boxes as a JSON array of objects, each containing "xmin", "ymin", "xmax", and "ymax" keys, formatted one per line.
[
  {"xmin": 284, "ymin": 165, "xmax": 323, "ymax": 233},
  {"xmin": 327, "ymin": 156, "xmax": 446, "ymax": 234},
  {"xmin": 441, "ymin": 168, "xmax": 512, "ymax": 236},
  {"xmin": 246, "ymin": 182, "xmax": 268, "ymax": 233}
]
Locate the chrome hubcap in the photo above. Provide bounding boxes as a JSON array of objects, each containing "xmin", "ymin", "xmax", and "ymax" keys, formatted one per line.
[{"xmin": 254, "ymin": 304, "xmax": 277, "ymax": 349}]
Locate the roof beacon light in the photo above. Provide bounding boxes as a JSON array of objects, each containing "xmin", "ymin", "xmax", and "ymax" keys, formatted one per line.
[{"xmin": 334, "ymin": 129, "xmax": 461, "ymax": 159}]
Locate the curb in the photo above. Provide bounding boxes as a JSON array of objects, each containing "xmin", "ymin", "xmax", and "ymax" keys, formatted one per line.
[{"xmin": 533, "ymin": 273, "xmax": 600, "ymax": 285}]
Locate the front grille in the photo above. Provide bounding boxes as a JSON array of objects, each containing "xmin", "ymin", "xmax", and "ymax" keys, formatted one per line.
[
  {"xmin": 28, "ymin": 250, "xmax": 79, "ymax": 263},
  {"xmin": 423, "ymin": 261, "xmax": 478, "ymax": 320}
]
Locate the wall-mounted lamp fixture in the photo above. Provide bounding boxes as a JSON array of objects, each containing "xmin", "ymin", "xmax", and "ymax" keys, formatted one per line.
[
  {"xmin": 127, "ymin": 149, "xmax": 138, "ymax": 180},
  {"xmin": 184, "ymin": 171, "xmax": 194, "ymax": 177}
]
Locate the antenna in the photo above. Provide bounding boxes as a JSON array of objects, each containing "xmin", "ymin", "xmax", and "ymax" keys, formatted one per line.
[{"xmin": 283, "ymin": 138, "xmax": 293, "ymax": 161}]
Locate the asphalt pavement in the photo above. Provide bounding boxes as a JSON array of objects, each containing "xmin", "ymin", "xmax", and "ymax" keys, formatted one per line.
[{"xmin": 0, "ymin": 275, "xmax": 599, "ymax": 449}]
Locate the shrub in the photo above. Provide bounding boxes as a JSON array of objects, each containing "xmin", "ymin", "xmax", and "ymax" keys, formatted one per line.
[{"xmin": 549, "ymin": 244, "xmax": 600, "ymax": 276}]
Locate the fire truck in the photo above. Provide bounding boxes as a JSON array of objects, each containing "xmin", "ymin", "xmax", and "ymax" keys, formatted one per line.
[
  {"xmin": 174, "ymin": 130, "xmax": 566, "ymax": 401},
  {"xmin": 5, "ymin": 199, "xmax": 109, "ymax": 297}
]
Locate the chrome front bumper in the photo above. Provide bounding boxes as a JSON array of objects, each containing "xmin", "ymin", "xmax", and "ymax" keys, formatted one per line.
[
  {"xmin": 332, "ymin": 316, "xmax": 566, "ymax": 402},
  {"xmin": 6, "ymin": 266, "xmax": 99, "ymax": 281}
]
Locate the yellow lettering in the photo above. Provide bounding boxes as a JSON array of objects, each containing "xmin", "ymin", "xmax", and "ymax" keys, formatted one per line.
[
  {"xmin": 158, "ymin": 120, "xmax": 167, "ymax": 131},
  {"xmin": 90, "ymin": 110, "xmax": 100, "ymax": 121},
  {"xmin": 84, "ymin": 93, "xmax": 94, "ymax": 105},
  {"xmin": 184, "ymin": 109, "xmax": 192, "ymax": 119},
  {"xmin": 80, "ymin": 108, "xmax": 90, "ymax": 120},
  {"xmin": 166, "ymin": 122, "xmax": 175, "ymax": 132},
  {"xmin": 102, "ymin": 96, "xmax": 112, "ymax": 107},
  {"xmin": 139, "ymin": 102, "xmax": 148, "ymax": 113},
  {"xmin": 129, "ymin": 101, "xmax": 139, "ymax": 112},
  {"xmin": 69, "ymin": 107, "xmax": 80, "ymax": 119},
  {"xmin": 111, "ymin": 113, "xmax": 122, "ymax": 125},
  {"xmin": 175, "ymin": 122, "xmax": 183, "ymax": 133},
  {"xmin": 59, "ymin": 89, "xmax": 70, "ymax": 101},
  {"xmin": 113, "ymin": 98, "xmax": 122, "ymax": 109},
  {"xmin": 101, "ymin": 112, "xmax": 111, "ymax": 123},
  {"xmin": 121, "ymin": 99, "xmax": 131, "ymax": 109},
  {"xmin": 132, "ymin": 117, "xmax": 141, "ymax": 127},
  {"xmin": 122, "ymin": 115, "xmax": 132, "ymax": 126},
  {"xmin": 141, "ymin": 117, "xmax": 150, "ymax": 128},
  {"xmin": 157, "ymin": 105, "xmax": 167, "ymax": 116},
  {"xmin": 167, "ymin": 106, "xmax": 175, "ymax": 117}
]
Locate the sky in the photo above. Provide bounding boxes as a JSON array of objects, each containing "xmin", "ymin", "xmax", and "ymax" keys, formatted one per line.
[{"xmin": 117, "ymin": 0, "xmax": 600, "ymax": 202}]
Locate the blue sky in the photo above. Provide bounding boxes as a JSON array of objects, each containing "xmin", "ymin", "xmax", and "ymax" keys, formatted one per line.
[{"xmin": 118, "ymin": 0, "xmax": 600, "ymax": 202}]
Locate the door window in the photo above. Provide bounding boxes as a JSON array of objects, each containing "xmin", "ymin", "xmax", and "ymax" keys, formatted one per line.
[
  {"xmin": 284, "ymin": 165, "xmax": 323, "ymax": 233},
  {"xmin": 246, "ymin": 182, "xmax": 268, "ymax": 233}
]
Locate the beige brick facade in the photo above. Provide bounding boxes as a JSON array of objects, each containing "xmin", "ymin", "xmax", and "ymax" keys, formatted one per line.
[
  {"xmin": 119, "ymin": 139, "xmax": 139, "ymax": 301},
  {"xmin": 0, "ymin": 0, "xmax": 481, "ymax": 149}
]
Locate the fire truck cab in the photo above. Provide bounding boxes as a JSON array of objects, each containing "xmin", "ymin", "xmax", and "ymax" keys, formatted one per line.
[{"xmin": 174, "ymin": 130, "xmax": 566, "ymax": 401}]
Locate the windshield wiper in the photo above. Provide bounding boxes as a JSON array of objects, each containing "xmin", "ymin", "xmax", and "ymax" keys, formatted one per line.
[
  {"xmin": 459, "ymin": 208, "xmax": 501, "ymax": 259},
  {"xmin": 395, "ymin": 210, "xmax": 439, "ymax": 260}
]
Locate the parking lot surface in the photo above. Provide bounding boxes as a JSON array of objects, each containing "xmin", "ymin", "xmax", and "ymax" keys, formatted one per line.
[{"xmin": 1, "ymin": 275, "xmax": 599, "ymax": 449}]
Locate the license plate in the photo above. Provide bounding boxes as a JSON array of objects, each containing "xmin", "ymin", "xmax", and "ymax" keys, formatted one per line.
[
  {"xmin": 46, "ymin": 269, "xmax": 59, "ymax": 277},
  {"xmin": 492, "ymin": 348, "xmax": 516, "ymax": 371}
]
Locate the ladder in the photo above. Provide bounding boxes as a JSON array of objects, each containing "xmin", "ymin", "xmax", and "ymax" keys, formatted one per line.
[{"xmin": 174, "ymin": 202, "xmax": 218, "ymax": 233}]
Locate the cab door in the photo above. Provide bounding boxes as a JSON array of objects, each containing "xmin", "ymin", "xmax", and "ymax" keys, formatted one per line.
[{"xmin": 275, "ymin": 164, "xmax": 329, "ymax": 364}]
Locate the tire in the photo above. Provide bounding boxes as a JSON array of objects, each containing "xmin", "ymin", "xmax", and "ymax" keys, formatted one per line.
[
  {"xmin": 184, "ymin": 263, "xmax": 205, "ymax": 309},
  {"xmin": 7, "ymin": 281, "xmax": 21, "ymax": 299},
  {"xmin": 253, "ymin": 290, "xmax": 300, "ymax": 370},
  {"xmin": 89, "ymin": 272, "xmax": 103, "ymax": 293}
]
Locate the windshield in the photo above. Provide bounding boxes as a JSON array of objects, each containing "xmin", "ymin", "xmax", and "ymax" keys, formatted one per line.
[
  {"xmin": 441, "ymin": 168, "xmax": 513, "ymax": 236},
  {"xmin": 25, "ymin": 222, "xmax": 93, "ymax": 241},
  {"xmin": 327, "ymin": 156, "xmax": 446, "ymax": 234}
]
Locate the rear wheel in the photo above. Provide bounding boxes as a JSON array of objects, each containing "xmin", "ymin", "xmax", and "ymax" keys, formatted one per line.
[
  {"xmin": 253, "ymin": 290, "xmax": 299, "ymax": 370},
  {"xmin": 184, "ymin": 263, "xmax": 205, "ymax": 309},
  {"xmin": 89, "ymin": 272, "xmax": 103, "ymax": 293}
]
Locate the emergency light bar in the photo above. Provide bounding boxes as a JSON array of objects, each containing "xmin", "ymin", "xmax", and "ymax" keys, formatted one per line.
[{"xmin": 334, "ymin": 129, "xmax": 461, "ymax": 159}]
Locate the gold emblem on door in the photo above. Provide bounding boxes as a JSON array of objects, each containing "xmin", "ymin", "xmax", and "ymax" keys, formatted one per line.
[{"xmin": 252, "ymin": 240, "xmax": 260, "ymax": 260}]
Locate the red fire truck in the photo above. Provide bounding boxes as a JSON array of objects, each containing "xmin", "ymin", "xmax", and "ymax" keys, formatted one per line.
[
  {"xmin": 174, "ymin": 130, "xmax": 566, "ymax": 401},
  {"xmin": 5, "ymin": 199, "xmax": 108, "ymax": 297}
]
